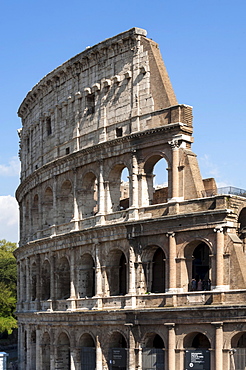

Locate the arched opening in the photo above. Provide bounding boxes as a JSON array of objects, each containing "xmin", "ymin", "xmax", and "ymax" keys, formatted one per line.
[
  {"xmin": 152, "ymin": 248, "xmax": 166, "ymax": 293},
  {"xmin": 143, "ymin": 156, "xmax": 169, "ymax": 206},
  {"xmin": 108, "ymin": 164, "xmax": 129, "ymax": 212},
  {"xmin": 184, "ymin": 332, "xmax": 211, "ymax": 370},
  {"xmin": 142, "ymin": 333, "xmax": 165, "ymax": 370},
  {"xmin": 78, "ymin": 254, "xmax": 95, "ymax": 298},
  {"xmin": 43, "ymin": 187, "xmax": 53, "ymax": 227},
  {"xmin": 108, "ymin": 250, "xmax": 127, "ymax": 296},
  {"xmin": 80, "ymin": 172, "xmax": 98, "ymax": 218},
  {"xmin": 231, "ymin": 332, "xmax": 246, "ymax": 369},
  {"xmin": 31, "ymin": 262, "xmax": 37, "ymax": 301},
  {"xmin": 120, "ymin": 167, "xmax": 129, "ymax": 210},
  {"xmin": 30, "ymin": 330, "xmax": 36, "ymax": 370},
  {"xmin": 79, "ymin": 333, "xmax": 96, "ymax": 370},
  {"xmin": 108, "ymin": 332, "xmax": 127, "ymax": 370},
  {"xmin": 185, "ymin": 241, "xmax": 211, "ymax": 292},
  {"xmin": 56, "ymin": 332, "xmax": 70, "ymax": 370},
  {"xmin": 56, "ymin": 257, "xmax": 70, "ymax": 300},
  {"xmin": 32, "ymin": 194, "xmax": 39, "ymax": 232},
  {"xmin": 41, "ymin": 260, "xmax": 51, "ymax": 300},
  {"xmin": 192, "ymin": 243, "xmax": 211, "ymax": 291},
  {"xmin": 59, "ymin": 179, "xmax": 73, "ymax": 224},
  {"xmin": 238, "ymin": 208, "xmax": 246, "ymax": 251},
  {"xmin": 41, "ymin": 332, "xmax": 50, "ymax": 370}
]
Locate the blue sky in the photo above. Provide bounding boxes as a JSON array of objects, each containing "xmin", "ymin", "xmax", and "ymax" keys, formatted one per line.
[{"xmin": 0, "ymin": 0, "xmax": 246, "ymax": 242}]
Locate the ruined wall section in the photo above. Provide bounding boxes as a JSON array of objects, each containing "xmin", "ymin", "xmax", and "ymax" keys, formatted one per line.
[{"xmin": 17, "ymin": 28, "xmax": 187, "ymax": 183}]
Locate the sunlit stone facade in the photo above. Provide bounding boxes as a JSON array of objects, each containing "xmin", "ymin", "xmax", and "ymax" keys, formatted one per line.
[{"xmin": 15, "ymin": 28, "xmax": 246, "ymax": 369}]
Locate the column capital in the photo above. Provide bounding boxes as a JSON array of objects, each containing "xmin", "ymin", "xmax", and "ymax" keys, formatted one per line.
[
  {"xmin": 166, "ymin": 232, "xmax": 175, "ymax": 238},
  {"xmin": 164, "ymin": 323, "xmax": 175, "ymax": 328},
  {"xmin": 214, "ymin": 226, "xmax": 226, "ymax": 233},
  {"xmin": 211, "ymin": 321, "xmax": 223, "ymax": 328},
  {"xmin": 168, "ymin": 139, "xmax": 180, "ymax": 150}
]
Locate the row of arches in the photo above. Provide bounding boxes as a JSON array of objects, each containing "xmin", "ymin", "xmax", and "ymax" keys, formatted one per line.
[
  {"xmin": 21, "ymin": 329, "xmax": 246, "ymax": 369},
  {"xmin": 20, "ymin": 240, "xmax": 212, "ymax": 304},
  {"xmin": 22, "ymin": 155, "xmax": 170, "ymax": 233}
]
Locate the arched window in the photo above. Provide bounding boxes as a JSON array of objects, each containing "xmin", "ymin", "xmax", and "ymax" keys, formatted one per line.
[
  {"xmin": 56, "ymin": 257, "xmax": 70, "ymax": 300},
  {"xmin": 31, "ymin": 262, "xmax": 37, "ymax": 301},
  {"xmin": 108, "ymin": 332, "xmax": 127, "ymax": 370},
  {"xmin": 142, "ymin": 333, "xmax": 165, "ymax": 370},
  {"xmin": 108, "ymin": 250, "xmax": 127, "ymax": 296},
  {"xmin": 152, "ymin": 248, "xmax": 166, "ymax": 293},
  {"xmin": 80, "ymin": 172, "xmax": 98, "ymax": 218},
  {"xmin": 231, "ymin": 332, "xmax": 246, "ymax": 369},
  {"xmin": 41, "ymin": 332, "xmax": 50, "ymax": 370},
  {"xmin": 185, "ymin": 241, "xmax": 211, "ymax": 292},
  {"xmin": 108, "ymin": 165, "xmax": 129, "ymax": 212},
  {"xmin": 59, "ymin": 180, "xmax": 73, "ymax": 224},
  {"xmin": 143, "ymin": 156, "xmax": 169, "ymax": 206},
  {"xmin": 30, "ymin": 330, "xmax": 36, "ymax": 370},
  {"xmin": 78, "ymin": 254, "xmax": 95, "ymax": 298},
  {"xmin": 184, "ymin": 332, "xmax": 211, "ymax": 370},
  {"xmin": 56, "ymin": 333, "xmax": 70, "ymax": 370},
  {"xmin": 43, "ymin": 187, "xmax": 53, "ymax": 227},
  {"xmin": 79, "ymin": 333, "xmax": 96, "ymax": 369},
  {"xmin": 41, "ymin": 260, "xmax": 51, "ymax": 300},
  {"xmin": 32, "ymin": 194, "xmax": 39, "ymax": 232}
]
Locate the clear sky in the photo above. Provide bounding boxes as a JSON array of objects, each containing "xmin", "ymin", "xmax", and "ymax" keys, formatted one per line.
[{"xmin": 0, "ymin": 0, "xmax": 245, "ymax": 243}]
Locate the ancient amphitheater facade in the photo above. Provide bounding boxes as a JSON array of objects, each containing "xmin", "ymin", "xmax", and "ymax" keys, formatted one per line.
[{"xmin": 15, "ymin": 28, "xmax": 246, "ymax": 369}]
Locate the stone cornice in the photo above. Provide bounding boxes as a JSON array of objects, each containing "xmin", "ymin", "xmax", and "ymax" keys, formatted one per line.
[
  {"xmin": 18, "ymin": 28, "xmax": 147, "ymax": 119},
  {"xmin": 16, "ymin": 119, "xmax": 190, "ymax": 201}
]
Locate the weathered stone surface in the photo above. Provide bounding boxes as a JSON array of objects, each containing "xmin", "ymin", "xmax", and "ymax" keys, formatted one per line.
[{"xmin": 15, "ymin": 28, "xmax": 246, "ymax": 370}]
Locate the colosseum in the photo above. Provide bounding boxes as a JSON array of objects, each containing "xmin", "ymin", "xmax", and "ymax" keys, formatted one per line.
[{"xmin": 15, "ymin": 27, "xmax": 246, "ymax": 370}]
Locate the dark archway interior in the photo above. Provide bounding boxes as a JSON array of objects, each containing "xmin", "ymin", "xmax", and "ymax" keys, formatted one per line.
[{"xmin": 152, "ymin": 248, "xmax": 165, "ymax": 293}]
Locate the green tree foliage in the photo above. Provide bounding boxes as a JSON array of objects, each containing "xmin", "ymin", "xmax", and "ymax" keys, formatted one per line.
[{"xmin": 0, "ymin": 240, "xmax": 17, "ymax": 334}]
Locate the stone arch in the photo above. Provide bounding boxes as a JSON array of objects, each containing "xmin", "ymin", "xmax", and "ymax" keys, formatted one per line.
[
  {"xmin": 43, "ymin": 186, "xmax": 53, "ymax": 227},
  {"xmin": 184, "ymin": 331, "xmax": 211, "ymax": 349},
  {"xmin": 41, "ymin": 332, "xmax": 51, "ymax": 370},
  {"xmin": 142, "ymin": 332, "xmax": 165, "ymax": 370},
  {"xmin": 142, "ymin": 153, "xmax": 170, "ymax": 206},
  {"xmin": 32, "ymin": 194, "xmax": 39, "ymax": 232},
  {"xmin": 31, "ymin": 262, "xmax": 37, "ymax": 301},
  {"xmin": 107, "ymin": 163, "xmax": 130, "ymax": 212},
  {"xmin": 79, "ymin": 333, "xmax": 96, "ymax": 369},
  {"xmin": 80, "ymin": 171, "xmax": 98, "ymax": 218},
  {"xmin": 77, "ymin": 253, "xmax": 95, "ymax": 298},
  {"xmin": 231, "ymin": 332, "xmax": 246, "ymax": 369},
  {"xmin": 108, "ymin": 331, "xmax": 127, "ymax": 348},
  {"xmin": 238, "ymin": 208, "xmax": 246, "ymax": 247},
  {"xmin": 59, "ymin": 179, "xmax": 73, "ymax": 224},
  {"xmin": 41, "ymin": 259, "xmax": 51, "ymax": 300},
  {"xmin": 107, "ymin": 249, "xmax": 127, "ymax": 296},
  {"xmin": 56, "ymin": 332, "xmax": 70, "ymax": 370},
  {"xmin": 56, "ymin": 256, "xmax": 70, "ymax": 300},
  {"xmin": 183, "ymin": 240, "xmax": 212, "ymax": 292},
  {"xmin": 141, "ymin": 245, "xmax": 167, "ymax": 293}
]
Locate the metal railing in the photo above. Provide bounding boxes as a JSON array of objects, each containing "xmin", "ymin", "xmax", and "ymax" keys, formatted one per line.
[{"xmin": 217, "ymin": 186, "xmax": 246, "ymax": 198}]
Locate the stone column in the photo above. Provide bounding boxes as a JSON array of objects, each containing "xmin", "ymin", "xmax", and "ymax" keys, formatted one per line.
[
  {"xmin": 26, "ymin": 257, "xmax": 30, "ymax": 305},
  {"xmin": 50, "ymin": 329, "xmax": 55, "ymax": 370},
  {"xmin": 130, "ymin": 151, "xmax": 138, "ymax": 209},
  {"xmin": 128, "ymin": 247, "xmax": 136, "ymax": 295},
  {"xmin": 36, "ymin": 327, "xmax": 41, "ymax": 370},
  {"xmin": 36, "ymin": 254, "xmax": 41, "ymax": 310},
  {"xmin": 165, "ymin": 323, "xmax": 176, "ymax": 370},
  {"xmin": 50, "ymin": 253, "xmax": 55, "ymax": 309},
  {"xmin": 212, "ymin": 322, "xmax": 223, "ymax": 370},
  {"xmin": 52, "ymin": 176, "xmax": 57, "ymax": 234},
  {"xmin": 73, "ymin": 169, "xmax": 79, "ymax": 230},
  {"xmin": 214, "ymin": 227, "xmax": 225, "ymax": 290},
  {"xmin": 168, "ymin": 139, "xmax": 180, "ymax": 201},
  {"xmin": 26, "ymin": 326, "xmax": 31, "ymax": 370},
  {"xmin": 96, "ymin": 335, "xmax": 103, "ymax": 370},
  {"xmin": 95, "ymin": 244, "xmax": 103, "ymax": 297},
  {"xmin": 166, "ymin": 232, "xmax": 176, "ymax": 292},
  {"xmin": 69, "ymin": 249, "xmax": 76, "ymax": 310}
]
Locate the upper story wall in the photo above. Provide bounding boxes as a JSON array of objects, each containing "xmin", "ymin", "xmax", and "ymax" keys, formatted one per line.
[{"xmin": 17, "ymin": 28, "xmax": 188, "ymax": 181}]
